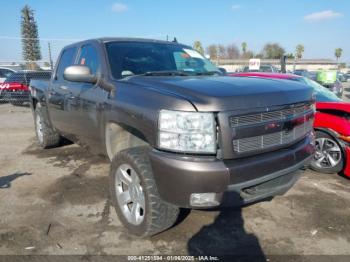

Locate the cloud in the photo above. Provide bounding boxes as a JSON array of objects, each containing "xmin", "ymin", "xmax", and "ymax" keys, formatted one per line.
[
  {"xmin": 232, "ymin": 4, "xmax": 241, "ymax": 10},
  {"xmin": 112, "ymin": 3, "xmax": 128, "ymax": 13},
  {"xmin": 304, "ymin": 10, "xmax": 343, "ymax": 22}
]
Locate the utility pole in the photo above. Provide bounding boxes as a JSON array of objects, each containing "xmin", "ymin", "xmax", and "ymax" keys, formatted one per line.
[
  {"xmin": 48, "ymin": 42, "xmax": 53, "ymax": 70},
  {"xmin": 293, "ymin": 52, "xmax": 296, "ymax": 72}
]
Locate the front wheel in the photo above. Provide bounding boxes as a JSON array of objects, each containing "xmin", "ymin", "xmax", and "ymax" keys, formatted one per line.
[
  {"xmin": 310, "ymin": 131, "xmax": 344, "ymax": 174},
  {"xmin": 109, "ymin": 147, "xmax": 179, "ymax": 237}
]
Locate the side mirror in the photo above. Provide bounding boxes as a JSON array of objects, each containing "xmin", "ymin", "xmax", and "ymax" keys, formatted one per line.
[
  {"xmin": 218, "ymin": 67, "xmax": 227, "ymax": 75},
  {"xmin": 63, "ymin": 65, "xmax": 97, "ymax": 83}
]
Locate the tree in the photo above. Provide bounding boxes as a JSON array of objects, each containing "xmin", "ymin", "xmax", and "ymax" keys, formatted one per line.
[
  {"xmin": 217, "ymin": 44, "xmax": 226, "ymax": 59},
  {"xmin": 241, "ymin": 42, "xmax": 247, "ymax": 54},
  {"xmin": 226, "ymin": 44, "xmax": 240, "ymax": 59},
  {"xmin": 295, "ymin": 44, "xmax": 304, "ymax": 59},
  {"xmin": 206, "ymin": 45, "xmax": 218, "ymax": 60},
  {"xmin": 286, "ymin": 53, "xmax": 295, "ymax": 59},
  {"xmin": 261, "ymin": 43, "xmax": 285, "ymax": 59},
  {"xmin": 21, "ymin": 5, "xmax": 41, "ymax": 69},
  {"xmin": 335, "ymin": 48, "xmax": 343, "ymax": 61},
  {"xmin": 339, "ymin": 63, "xmax": 346, "ymax": 69},
  {"xmin": 193, "ymin": 41, "xmax": 204, "ymax": 55}
]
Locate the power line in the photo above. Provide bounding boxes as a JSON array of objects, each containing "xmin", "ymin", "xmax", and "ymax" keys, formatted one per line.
[{"xmin": 0, "ymin": 36, "xmax": 81, "ymax": 41}]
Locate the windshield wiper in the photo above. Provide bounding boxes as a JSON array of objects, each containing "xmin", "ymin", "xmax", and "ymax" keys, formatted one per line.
[
  {"xmin": 195, "ymin": 71, "xmax": 222, "ymax": 76},
  {"xmin": 142, "ymin": 70, "xmax": 191, "ymax": 76}
]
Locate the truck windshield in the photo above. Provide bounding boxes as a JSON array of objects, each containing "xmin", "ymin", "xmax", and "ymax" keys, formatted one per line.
[
  {"xmin": 105, "ymin": 41, "xmax": 220, "ymax": 79},
  {"xmin": 299, "ymin": 77, "xmax": 342, "ymax": 102}
]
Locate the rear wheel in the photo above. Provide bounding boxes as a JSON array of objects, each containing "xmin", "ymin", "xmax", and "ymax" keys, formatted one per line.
[
  {"xmin": 109, "ymin": 147, "xmax": 179, "ymax": 237},
  {"xmin": 34, "ymin": 103, "xmax": 61, "ymax": 148},
  {"xmin": 310, "ymin": 131, "xmax": 344, "ymax": 174}
]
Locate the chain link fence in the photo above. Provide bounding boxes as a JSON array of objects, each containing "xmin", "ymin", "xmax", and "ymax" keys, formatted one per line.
[{"xmin": 0, "ymin": 67, "xmax": 51, "ymax": 106}]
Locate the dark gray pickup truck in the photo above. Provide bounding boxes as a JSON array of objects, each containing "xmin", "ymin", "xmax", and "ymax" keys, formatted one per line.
[{"xmin": 29, "ymin": 38, "xmax": 315, "ymax": 236}]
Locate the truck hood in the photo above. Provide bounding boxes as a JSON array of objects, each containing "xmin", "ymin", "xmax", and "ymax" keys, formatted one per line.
[{"xmin": 126, "ymin": 76, "xmax": 314, "ymax": 111}]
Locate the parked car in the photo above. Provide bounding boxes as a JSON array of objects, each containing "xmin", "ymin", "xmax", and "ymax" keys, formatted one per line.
[
  {"xmin": 293, "ymin": 69, "xmax": 309, "ymax": 78},
  {"xmin": 344, "ymin": 73, "xmax": 350, "ymax": 82},
  {"xmin": 230, "ymin": 72, "xmax": 350, "ymax": 178},
  {"xmin": 242, "ymin": 64, "xmax": 279, "ymax": 73},
  {"xmin": 308, "ymin": 71, "xmax": 318, "ymax": 81},
  {"xmin": 338, "ymin": 72, "xmax": 347, "ymax": 82},
  {"xmin": 29, "ymin": 38, "xmax": 314, "ymax": 236},
  {"xmin": 315, "ymin": 70, "xmax": 343, "ymax": 98},
  {"xmin": 0, "ymin": 67, "xmax": 15, "ymax": 83},
  {"xmin": 2, "ymin": 71, "xmax": 51, "ymax": 105},
  {"xmin": 322, "ymin": 79, "xmax": 344, "ymax": 98}
]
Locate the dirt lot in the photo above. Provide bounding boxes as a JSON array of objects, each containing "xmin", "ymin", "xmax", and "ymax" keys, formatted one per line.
[{"xmin": 1, "ymin": 84, "xmax": 350, "ymax": 258}]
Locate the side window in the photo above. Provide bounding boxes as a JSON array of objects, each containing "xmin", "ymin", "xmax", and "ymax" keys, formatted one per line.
[
  {"xmin": 3, "ymin": 69, "xmax": 14, "ymax": 78},
  {"xmin": 56, "ymin": 47, "xmax": 77, "ymax": 80},
  {"xmin": 77, "ymin": 44, "xmax": 99, "ymax": 74}
]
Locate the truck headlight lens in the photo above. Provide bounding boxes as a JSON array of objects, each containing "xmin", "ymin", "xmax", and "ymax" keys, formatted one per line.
[{"xmin": 158, "ymin": 110, "xmax": 216, "ymax": 153}]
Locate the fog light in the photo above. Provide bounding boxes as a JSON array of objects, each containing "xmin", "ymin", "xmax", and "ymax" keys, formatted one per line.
[{"xmin": 190, "ymin": 193, "xmax": 221, "ymax": 207}]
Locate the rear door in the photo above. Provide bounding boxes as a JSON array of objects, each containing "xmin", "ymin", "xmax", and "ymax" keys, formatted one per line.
[{"xmin": 47, "ymin": 46, "xmax": 82, "ymax": 139}]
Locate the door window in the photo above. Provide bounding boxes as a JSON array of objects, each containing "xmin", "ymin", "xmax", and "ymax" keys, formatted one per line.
[
  {"xmin": 56, "ymin": 47, "xmax": 77, "ymax": 80},
  {"xmin": 77, "ymin": 44, "xmax": 100, "ymax": 74}
]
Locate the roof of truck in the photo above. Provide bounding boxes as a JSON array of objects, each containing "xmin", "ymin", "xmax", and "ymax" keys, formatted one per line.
[
  {"xmin": 98, "ymin": 37, "xmax": 183, "ymax": 45},
  {"xmin": 64, "ymin": 37, "xmax": 186, "ymax": 48}
]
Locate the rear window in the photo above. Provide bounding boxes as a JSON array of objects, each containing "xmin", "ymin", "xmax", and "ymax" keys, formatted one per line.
[
  {"xmin": 4, "ymin": 73, "xmax": 26, "ymax": 84},
  {"xmin": 5, "ymin": 71, "xmax": 51, "ymax": 85},
  {"xmin": 0, "ymin": 68, "xmax": 14, "ymax": 78}
]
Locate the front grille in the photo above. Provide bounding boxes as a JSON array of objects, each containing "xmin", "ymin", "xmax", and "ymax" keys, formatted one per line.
[
  {"xmin": 233, "ymin": 119, "xmax": 313, "ymax": 153},
  {"xmin": 231, "ymin": 104, "xmax": 314, "ymax": 154},
  {"xmin": 230, "ymin": 104, "xmax": 313, "ymax": 127}
]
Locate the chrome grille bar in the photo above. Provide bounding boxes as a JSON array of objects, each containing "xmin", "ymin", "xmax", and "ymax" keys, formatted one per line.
[
  {"xmin": 232, "ymin": 117, "xmax": 313, "ymax": 153},
  {"xmin": 230, "ymin": 104, "xmax": 313, "ymax": 127}
]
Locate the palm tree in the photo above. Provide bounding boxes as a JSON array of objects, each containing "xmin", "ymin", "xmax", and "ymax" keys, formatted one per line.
[
  {"xmin": 295, "ymin": 44, "xmax": 304, "ymax": 59},
  {"xmin": 193, "ymin": 41, "xmax": 204, "ymax": 55},
  {"xmin": 241, "ymin": 42, "xmax": 247, "ymax": 54},
  {"xmin": 335, "ymin": 48, "xmax": 343, "ymax": 62}
]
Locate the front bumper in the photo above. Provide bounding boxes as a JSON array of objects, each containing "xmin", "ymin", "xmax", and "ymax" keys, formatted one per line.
[
  {"xmin": 150, "ymin": 135, "xmax": 314, "ymax": 208},
  {"xmin": 341, "ymin": 146, "xmax": 350, "ymax": 178}
]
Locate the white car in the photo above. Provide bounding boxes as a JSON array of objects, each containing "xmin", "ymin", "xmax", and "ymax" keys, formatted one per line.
[{"xmin": 0, "ymin": 67, "xmax": 15, "ymax": 83}]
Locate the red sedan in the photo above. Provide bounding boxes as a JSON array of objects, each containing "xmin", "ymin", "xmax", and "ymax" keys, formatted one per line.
[{"xmin": 230, "ymin": 72, "xmax": 350, "ymax": 178}]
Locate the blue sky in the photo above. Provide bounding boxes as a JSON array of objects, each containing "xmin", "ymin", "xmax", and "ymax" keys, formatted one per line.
[{"xmin": 1, "ymin": 0, "xmax": 349, "ymax": 63}]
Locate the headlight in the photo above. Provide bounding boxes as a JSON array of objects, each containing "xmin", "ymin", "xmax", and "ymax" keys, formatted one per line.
[{"xmin": 158, "ymin": 110, "xmax": 216, "ymax": 154}]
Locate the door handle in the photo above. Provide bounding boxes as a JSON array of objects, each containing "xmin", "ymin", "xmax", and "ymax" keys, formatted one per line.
[
  {"xmin": 67, "ymin": 93, "xmax": 79, "ymax": 107},
  {"xmin": 59, "ymin": 85, "xmax": 69, "ymax": 90}
]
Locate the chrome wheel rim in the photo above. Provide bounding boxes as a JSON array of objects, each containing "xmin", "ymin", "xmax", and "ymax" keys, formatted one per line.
[
  {"xmin": 314, "ymin": 138, "xmax": 341, "ymax": 168},
  {"xmin": 115, "ymin": 164, "xmax": 145, "ymax": 225},
  {"xmin": 36, "ymin": 114, "xmax": 44, "ymax": 144}
]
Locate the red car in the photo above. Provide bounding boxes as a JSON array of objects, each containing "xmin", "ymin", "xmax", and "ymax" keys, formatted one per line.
[
  {"xmin": 0, "ymin": 71, "xmax": 51, "ymax": 105},
  {"xmin": 230, "ymin": 72, "xmax": 350, "ymax": 178}
]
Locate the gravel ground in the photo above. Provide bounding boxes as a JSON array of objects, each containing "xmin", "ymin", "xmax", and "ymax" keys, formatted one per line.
[{"xmin": 0, "ymin": 83, "xmax": 350, "ymax": 259}]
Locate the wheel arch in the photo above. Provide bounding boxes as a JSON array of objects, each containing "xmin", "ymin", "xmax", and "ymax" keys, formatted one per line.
[{"xmin": 105, "ymin": 122, "xmax": 150, "ymax": 161}]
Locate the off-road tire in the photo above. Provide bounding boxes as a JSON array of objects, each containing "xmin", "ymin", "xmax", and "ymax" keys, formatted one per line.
[
  {"xmin": 34, "ymin": 103, "xmax": 61, "ymax": 148},
  {"xmin": 109, "ymin": 147, "xmax": 179, "ymax": 237}
]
